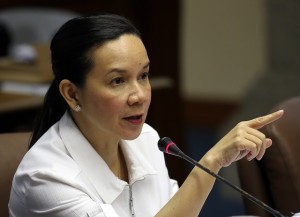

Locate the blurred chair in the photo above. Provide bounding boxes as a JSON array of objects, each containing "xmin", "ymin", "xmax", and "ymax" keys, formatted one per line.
[
  {"xmin": 237, "ymin": 96, "xmax": 300, "ymax": 217},
  {"xmin": 0, "ymin": 7, "xmax": 79, "ymax": 47},
  {"xmin": 0, "ymin": 7, "xmax": 79, "ymax": 85},
  {"xmin": 0, "ymin": 21, "xmax": 11, "ymax": 56},
  {"xmin": 0, "ymin": 132, "xmax": 31, "ymax": 217}
]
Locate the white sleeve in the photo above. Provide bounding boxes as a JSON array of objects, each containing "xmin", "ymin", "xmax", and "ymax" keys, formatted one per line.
[
  {"xmin": 169, "ymin": 178, "xmax": 179, "ymax": 197},
  {"xmin": 10, "ymin": 170, "xmax": 120, "ymax": 217}
]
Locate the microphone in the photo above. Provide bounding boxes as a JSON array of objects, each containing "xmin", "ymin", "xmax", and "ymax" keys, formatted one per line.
[{"xmin": 158, "ymin": 137, "xmax": 286, "ymax": 217}]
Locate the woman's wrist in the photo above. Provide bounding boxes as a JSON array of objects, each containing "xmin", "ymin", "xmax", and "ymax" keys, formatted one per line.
[{"xmin": 199, "ymin": 152, "xmax": 222, "ymax": 174}]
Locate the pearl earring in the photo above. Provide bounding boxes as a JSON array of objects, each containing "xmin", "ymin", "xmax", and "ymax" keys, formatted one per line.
[{"xmin": 74, "ymin": 105, "xmax": 81, "ymax": 112}]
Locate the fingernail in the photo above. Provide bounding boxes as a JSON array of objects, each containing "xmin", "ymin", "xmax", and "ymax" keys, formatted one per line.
[{"xmin": 247, "ymin": 156, "xmax": 254, "ymax": 161}]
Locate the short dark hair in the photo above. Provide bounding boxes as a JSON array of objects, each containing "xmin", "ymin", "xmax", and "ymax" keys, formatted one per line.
[{"xmin": 29, "ymin": 13, "xmax": 141, "ymax": 148}]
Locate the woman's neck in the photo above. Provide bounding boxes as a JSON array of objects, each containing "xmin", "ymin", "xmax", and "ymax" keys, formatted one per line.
[
  {"xmin": 87, "ymin": 134, "xmax": 129, "ymax": 182},
  {"xmin": 116, "ymin": 145, "xmax": 129, "ymax": 182},
  {"xmin": 71, "ymin": 113, "xmax": 129, "ymax": 182}
]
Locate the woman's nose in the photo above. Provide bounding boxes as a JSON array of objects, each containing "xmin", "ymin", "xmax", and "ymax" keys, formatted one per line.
[{"xmin": 128, "ymin": 83, "xmax": 147, "ymax": 106}]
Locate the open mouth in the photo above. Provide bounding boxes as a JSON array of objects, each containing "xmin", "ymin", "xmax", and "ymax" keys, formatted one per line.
[
  {"xmin": 123, "ymin": 115, "xmax": 143, "ymax": 124},
  {"xmin": 124, "ymin": 115, "xmax": 142, "ymax": 120}
]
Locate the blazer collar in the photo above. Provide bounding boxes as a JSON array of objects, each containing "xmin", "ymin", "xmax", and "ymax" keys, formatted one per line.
[{"xmin": 58, "ymin": 112, "xmax": 156, "ymax": 204}]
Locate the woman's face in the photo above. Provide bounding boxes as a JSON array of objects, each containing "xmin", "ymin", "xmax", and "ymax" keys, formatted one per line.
[{"xmin": 76, "ymin": 34, "xmax": 151, "ymax": 141}]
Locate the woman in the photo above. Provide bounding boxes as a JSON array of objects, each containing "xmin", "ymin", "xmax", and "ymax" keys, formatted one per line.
[{"xmin": 9, "ymin": 13, "xmax": 283, "ymax": 217}]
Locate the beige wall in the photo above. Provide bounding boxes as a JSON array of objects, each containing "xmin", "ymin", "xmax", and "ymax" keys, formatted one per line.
[{"xmin": 181, "ymin": 0, "xmax": 267, "ymax": 101}]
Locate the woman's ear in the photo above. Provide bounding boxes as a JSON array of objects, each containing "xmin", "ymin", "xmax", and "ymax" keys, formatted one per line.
[{"xmin": 59, "ymin": 79, "xmax": 80, "ymax": 110}]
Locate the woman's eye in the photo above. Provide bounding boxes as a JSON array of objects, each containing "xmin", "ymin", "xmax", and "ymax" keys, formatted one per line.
[
  {"xmin": 140, "ymin": 72, "xmax": 149, "ymax": 80},
  {"xmin": 111, "ymin": 77, "xmax": 124, "ymax": 85}
]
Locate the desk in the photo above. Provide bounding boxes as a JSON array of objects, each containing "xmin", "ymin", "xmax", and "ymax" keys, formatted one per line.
[
  {"xmin": 0, "ymin": 92, "xmax": 43, "ymax": 113},
  {"xmin": 0, "ymin": 92, "xmax": 43, "ymax": 132}
]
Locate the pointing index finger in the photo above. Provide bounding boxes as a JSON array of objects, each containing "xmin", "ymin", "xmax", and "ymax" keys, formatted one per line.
[{"xmin": 245, "ymin": 110, "xmax": 284, "ymax": 129}]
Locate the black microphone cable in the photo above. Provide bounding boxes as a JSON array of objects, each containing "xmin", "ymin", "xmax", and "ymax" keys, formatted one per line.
[{"xmin": 158, "ymin": 137, "xmax": 286, "ymax": 217}]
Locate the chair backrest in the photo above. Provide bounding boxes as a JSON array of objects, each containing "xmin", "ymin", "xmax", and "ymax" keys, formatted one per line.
[
  {"xmin": 0, "ymin": 132, "xmax": 31, "ymax": 217},
  {"xmin": 237, "ymin": 96, "xmax": 300, "ymax": 217},
  {"xmin": 0, "ymin": 7, "xmax": 79, "ymax": 46},
  {"xmin": 0, "ymin": 7, "xmax": 80, "ymax": 83}
]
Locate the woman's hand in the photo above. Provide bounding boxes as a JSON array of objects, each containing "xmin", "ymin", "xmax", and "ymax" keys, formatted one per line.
[
  {"xmin": 156, "ymin": 110, "xmax": 284, "ymax": 217},
  {"xmin": 203, "ymin": 110, "xmax": 284, "ymax": 171}
]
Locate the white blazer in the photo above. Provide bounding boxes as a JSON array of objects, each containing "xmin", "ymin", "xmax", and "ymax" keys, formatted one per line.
[{"xmin": 9, "ymin": 112, "xmax": 178, "ymax": 217}]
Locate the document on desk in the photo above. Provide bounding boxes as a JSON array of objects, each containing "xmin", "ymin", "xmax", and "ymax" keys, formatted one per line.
[
  {"xmin": 0, "ymin": 43, "xmax": 54, "ymax": 83},
  {"xmin": 0, "ymin": 81, "xmax": 49, "ymax": 96}
]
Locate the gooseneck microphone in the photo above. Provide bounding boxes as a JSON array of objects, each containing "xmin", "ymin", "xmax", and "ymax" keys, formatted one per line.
[{"xmin": 158, "ymin": 137, "xmax": 286, "ymax": 217}]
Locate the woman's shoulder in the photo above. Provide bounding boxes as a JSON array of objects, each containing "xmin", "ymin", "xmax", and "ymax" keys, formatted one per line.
[{"xmin": 14, "ymin": 123, "xmax": 81, "ymax": 182}]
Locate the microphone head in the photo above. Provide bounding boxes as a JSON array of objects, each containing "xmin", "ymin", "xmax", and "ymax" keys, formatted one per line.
[
  {"xmin": 158, "ymin": 137, "xmax": 172, "ymax": 152},
  {"xmin": 158, "ymin": 137, "xmax": 183, "ymax": 157}
]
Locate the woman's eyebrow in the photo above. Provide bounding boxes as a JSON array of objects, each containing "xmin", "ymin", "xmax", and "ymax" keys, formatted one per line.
[
  {"xmin": 143, "ymin": 61, "xmax": 150, "ymax": 69},
  {"xmin": 106, "ymin": 61, "xmax": 150, "ymax": 75}
]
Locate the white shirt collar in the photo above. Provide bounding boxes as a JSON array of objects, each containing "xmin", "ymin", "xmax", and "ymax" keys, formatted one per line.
[{"xmin": 58, "ymin": 112, "xmax": 157, "ymax": 204}]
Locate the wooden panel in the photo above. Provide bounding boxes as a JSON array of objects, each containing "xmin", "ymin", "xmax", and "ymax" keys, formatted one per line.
[{"xmin": 184, "ymin": 98, "xmax": 240, "ymax": 127}]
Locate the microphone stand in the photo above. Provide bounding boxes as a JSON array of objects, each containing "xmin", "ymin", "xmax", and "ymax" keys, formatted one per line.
[{"xmin": 176, "ymin": 150, "xmax": 286, "ymax": 217}]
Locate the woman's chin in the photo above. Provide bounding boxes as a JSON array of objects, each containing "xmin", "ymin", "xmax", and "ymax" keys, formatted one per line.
[{"xmin": 122, "ymin": 129, "xmax": 143, "ymax": 141}]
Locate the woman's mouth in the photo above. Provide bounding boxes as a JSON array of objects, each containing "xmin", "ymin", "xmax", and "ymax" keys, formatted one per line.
[{"xmin": 123, "ymin": 115, "xmax": 143, "ymax": 125}]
